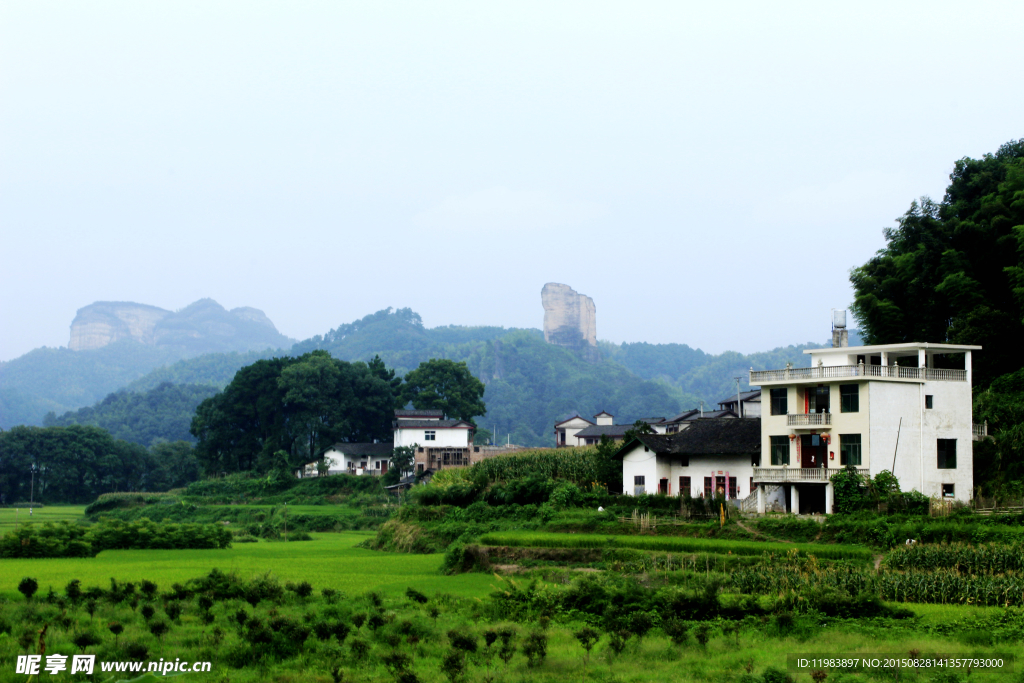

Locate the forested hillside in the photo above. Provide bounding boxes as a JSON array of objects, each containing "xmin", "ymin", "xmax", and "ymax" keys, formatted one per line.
[
  {"xmin": 43, "ymin": 382, "xmax": 220, "ymax": 447},
  {"xmin": 7, "ymin": 306, "xmax": 822, "ymax": 446},
  {"xmin": 850, "ymin": 139, "xmax": 1024, "ymax": 494}
]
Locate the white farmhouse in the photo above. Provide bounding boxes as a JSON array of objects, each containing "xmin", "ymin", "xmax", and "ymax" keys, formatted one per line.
[
  {"xmin": 309, "ymin": 442, "xmax": 395, "ymax": 477},
  {"xmin": 553, "ymin": 414, "xmax": 595, "ymax": 447},
  {"xmin": 749, "ymin": 338, "xmax": 980, "ymax": 512},
  {"xmin": 616, "ymin": 419, "xmax": 761, "ymax": 499},
  {"xmin": 393, "ymin": 409, "xmax": 480, "ymax": 473}
]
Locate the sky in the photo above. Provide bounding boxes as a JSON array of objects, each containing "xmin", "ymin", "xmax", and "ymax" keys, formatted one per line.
[{"xmin": 2, "ymin": 1, "xmax": 1022, "ymax": 362}]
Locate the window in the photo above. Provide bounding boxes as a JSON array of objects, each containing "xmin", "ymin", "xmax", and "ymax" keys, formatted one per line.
[
  {"xmin": 679, "ymin": 476, "xmax": 691, "ymax": 496},
  {"xmin": 942, "ymin": 483, "xmax": 955, "ymax": 498},
  {"xmin": 750, "ymin": 476, "xmax": 754, "ymax": 494},
  {"xmin": 417, "ymin": 464, "xmax": 424, "ymax": 473},
  {"xmin": 633, "ymin": 475, "xmax": 646, "ymax": 496},
  {"xmin": 840, "ymin": 434, "xmax": 862, "ymax": 466},
  {"xmin": 424, "ymin": 430, "xmax": 436, "ymax": 441},
  {"xmin": 559, "ymin": 430, "xmax": 566, "ymax": 445},
  {"xmin": 770, "ymin": 435, "xmax": 790, "ymax": 465},
  {"xmin": 770, "ymin": 388, "xmax": 788, "ymax": 415},
  {"xmin": 729, "ymin": 477, "xmax": 738, "ymax": 498},
  {"xmin": 925, "ymin": 395, "xmax": 933, "ymax": 409},
  {"xmin": 703, "ymin": 477, "xmax": 712, "ymax": 497},
  {"xmin": 937, "ymin": 439, "xmax": 957, "ymax": 469},
  {"xmin": 840, "ymin": 384, "xmax": 859, "ymax": 412}
]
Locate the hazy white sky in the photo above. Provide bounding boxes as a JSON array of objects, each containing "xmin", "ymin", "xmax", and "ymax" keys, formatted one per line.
[{"xmin": 2, "ymin": 1, "xmax": 1022, "ymax": 362}]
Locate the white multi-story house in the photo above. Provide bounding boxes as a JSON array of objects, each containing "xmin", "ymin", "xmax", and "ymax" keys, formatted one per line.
[
  {"xmin": 393, "ymin": 409, "xmax": 481, "ymax": 473},
  {"xmin": 749, "ymin": 334, "xmax": 980, "ymax": 512}
]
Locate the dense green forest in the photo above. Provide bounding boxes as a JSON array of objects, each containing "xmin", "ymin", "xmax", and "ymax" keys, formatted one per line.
[
  {"xmin": 851, "ymin": 139, "xmax": 1024, "ymax": 494},
  {"xmin": 43, "ymin": 382, "xmax": 219, "ymax": 447},
  {"xmin": 0, "ymin": 426, "xmax": 199, "ymax": 504}
]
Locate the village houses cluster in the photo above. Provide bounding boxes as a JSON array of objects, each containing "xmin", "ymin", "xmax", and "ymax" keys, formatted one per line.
[{"xmin": 303, "ymin": 313, "xmax": 982, "ymax": 512}]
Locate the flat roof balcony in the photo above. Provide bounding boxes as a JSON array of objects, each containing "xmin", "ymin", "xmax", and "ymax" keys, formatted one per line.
[
  {"xmin": 750, "ymin": 364, "xmax": 966, "ymax": 386},
  {"xmin": 753, "ymin": 466, "xmax": 868, "ymax": 483}
]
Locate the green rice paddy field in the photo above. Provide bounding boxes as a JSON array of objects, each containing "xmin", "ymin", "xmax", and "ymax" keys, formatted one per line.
[
  {"xmin": 0, "ymin": 532, "xmax": 496, "ymax": 601},
  {"xmin": 0, "ymin": 506, "xmax": 85, "ymax": 533}
]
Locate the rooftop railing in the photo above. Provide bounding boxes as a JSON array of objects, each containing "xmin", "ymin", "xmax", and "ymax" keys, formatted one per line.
[{"xmin": 750, "ymin": 364, "xmax": 966, "ymax": 384}]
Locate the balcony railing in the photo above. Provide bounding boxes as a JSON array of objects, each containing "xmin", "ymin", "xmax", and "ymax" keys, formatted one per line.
[
  {"xmin": 750, "ymin": 365, "xmax": 966, "ymax": 384},
  {"xmin": 973, "ymin": 422, "xmax": 989, "ymax": 441},
  {"xmin": 787, "ymin": 413, "xmax": 831, "ymax": 426},
  {"xmin": 753, "ymin": 466, "xmax": 869, "ymax": 483}
]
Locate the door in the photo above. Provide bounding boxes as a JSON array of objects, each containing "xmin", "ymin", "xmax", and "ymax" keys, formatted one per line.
[
  {"xmin": 800, "ymin": 435, "xmax": 827, "ymax": 468},
  {"xmin": 381, "ymin": 461, "xmax": 388, "ymax": 474},
  {"xmin": 715, "ymin": 475, "xmax": 726, "ymax": 497},
  {"xmin": 659, "ymin": 478, "xmax": 669, "ymax": 495}
]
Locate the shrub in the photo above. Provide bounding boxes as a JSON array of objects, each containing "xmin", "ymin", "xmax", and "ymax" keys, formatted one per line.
[
  {"xmin": 574, "ymin": 626, "xmax": 600, "ymax": 662},
  {"xmin": 440, "ymin": 649, "xmax": 466, "ymax": 683},
  {"xmin": 18, "ymin": 577, "xmax": 38, "ymax": 601},
  {"xmin": 72, "ymin": 632, "xmax": 102, "ymax": 652},
  {"xmin": 448, "ymin": 630, "xmax": 477, "ymax": 653},
  {"xmin": 406, "ymin": 587, "xmax": 429, "ymax": 604}
]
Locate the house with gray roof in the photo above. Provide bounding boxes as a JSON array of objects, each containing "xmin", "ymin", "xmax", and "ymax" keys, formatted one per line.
[{"xmin": 614, "ymin": 418, "xmax": 762, "ymax": 502}]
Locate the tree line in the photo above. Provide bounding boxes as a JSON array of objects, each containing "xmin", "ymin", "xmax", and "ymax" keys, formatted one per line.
[
  {"xmin": 190, "ymin": 351, "xmax": 485, "ymax": 476},
  {"xmin": 0, "ymin": 425, "xmax": 198, "ymax": 505},
  {"xmin": 850, "ymin": 138, "xmax": 1024, "ymax": 495}
]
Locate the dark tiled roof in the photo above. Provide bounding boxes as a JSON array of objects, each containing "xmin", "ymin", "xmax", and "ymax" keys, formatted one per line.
[
  {"xmin": 665, "ymin": 408, "xmax": 738, "ymax": 423},
  {"xmin": 666, "ymin": 409, "xmax": 701, "ymax": 423},
  {"xmin": 698, "ymin": 409, "xmax": 738, "ymax": 419},
  {"xmin": 395, "ymin": 419, "xmax": 472, "ymax": 428},
  {"xmin": 395, "ymin": 409, "xmax": 445, "ymax": 418},
  {"xmin": 323, "ymin": 442, "xmax": 394, "ymax": 456},
  {"xmin": 717, "ymin": 390, "xmax": 761, "ymax": 406},
  {"xmin": 639, "ymin": 417, "xmax": 666, "ymax": 424},
  {"xmin": 574, "ymin": 424, "xmax": 633, "ymax": 438},
  {"xmin": 615, "ymin": 418, "xmax": 761, "ymax": 458}
]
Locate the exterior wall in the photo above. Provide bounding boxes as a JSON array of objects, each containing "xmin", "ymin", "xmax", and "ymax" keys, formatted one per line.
[
  {"xmin": 670, "ymin": 455, "xmax": 755, "ymax": 499},
  {"xmin": 394, "ymin": 426, "xmax": 470, "ymax": 449},
  {"xmin": 869, "ymin": 381, "xmax": 972, "ymax": 501},
  {"xmin": 621, "ymin": 444, "xmax": 658, "ymax": 495},
  {"xmin": 741, "ymin": 400, "xmax": 761, "ymax": 417},
  {"xmin": 315, "ymin": 449, "xmax": 391, "ymax": 476},
  {"xmin": 555, "ymin": 417, "xmax": 593, "ymax": 447},
  {"xmin": 621, "ymin": 444, "xmax": 755, "ymax": 500}
]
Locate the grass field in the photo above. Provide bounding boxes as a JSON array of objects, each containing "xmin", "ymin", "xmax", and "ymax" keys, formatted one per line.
[
  {"xmin": 1, "ymin": 532, "xmax": 497, "ymax": 600},
  {"xmin": 478, "ymin": 531, "xmax": 874, "ymax": 561},
  {"xmin": 0, "ymin": 505, "xmax": 85, "ymax": 532}
]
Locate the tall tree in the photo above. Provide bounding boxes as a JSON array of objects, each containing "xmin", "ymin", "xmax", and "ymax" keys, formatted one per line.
[
  {"xmin": 191, "ymin": 352, "xmax": 398, "ymax": 473},
  {"xmin": 850, "ymin": 139, "xmax": 1024, "ymax": 388},
  {"xmin": 402, "ymin": 359, "xmax": 486, "ymax": 424}
]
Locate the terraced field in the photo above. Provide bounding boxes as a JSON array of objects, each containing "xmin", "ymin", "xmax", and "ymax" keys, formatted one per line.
[
  {"xmin": 0, "ymin": 505, "xmax": 85, "ymax": 532},
  {"xmin": 478, "ymin": 530, "xmax": 873, "ymax": 561}
]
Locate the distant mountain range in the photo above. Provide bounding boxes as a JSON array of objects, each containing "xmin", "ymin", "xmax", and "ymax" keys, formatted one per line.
[{"xmin": 0, "ymin": 302, "xmax": 850, "ymax": 446}]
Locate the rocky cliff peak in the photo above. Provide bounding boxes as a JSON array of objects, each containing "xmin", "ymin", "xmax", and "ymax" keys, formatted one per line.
[
  {"xmin": 68, "ymin": 299, "xmax": 292, "ymax": 354},
  {"xmin": 541, "ymin": 283, "xmax": 599, "ymax": 361}
]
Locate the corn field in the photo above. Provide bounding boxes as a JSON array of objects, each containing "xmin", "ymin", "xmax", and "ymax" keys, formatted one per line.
[
  {"xmin": 883, "ymin": 542, "xmax": 1024, "ymax": 575},
  {"xmin": 475, "ymin": 447, "xmax": 600, "ymax": 485},
  {"xmin": 875, "ymin": 569, "xmax": 1024, "ymax": 606}
]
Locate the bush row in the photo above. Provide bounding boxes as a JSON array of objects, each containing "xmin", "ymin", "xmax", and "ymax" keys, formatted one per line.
[{"xmin": 0, "ymin": 519, "xmax": 232, "ymax": 558}]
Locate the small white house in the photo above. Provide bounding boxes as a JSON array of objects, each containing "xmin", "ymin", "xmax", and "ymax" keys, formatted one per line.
[
  {"xmin": 750, "ymin": 337, "xmax": 980, "ymax": 510},
  {"xmin": 304, "ymin": 442, "xmax": 395, "ymax": 477},
  {"xmin": 616, "ymin": 418, "xmax": 762, "ymax": 500},
  {"xmin": 554, "ymin": 414, "xmax": 594, "ymax": 447}
]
